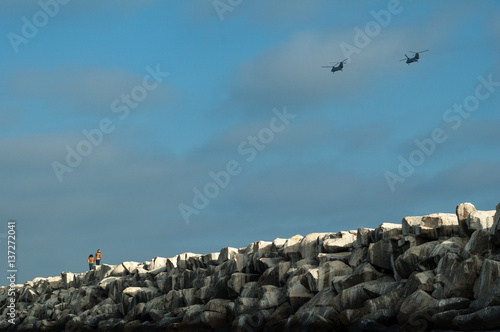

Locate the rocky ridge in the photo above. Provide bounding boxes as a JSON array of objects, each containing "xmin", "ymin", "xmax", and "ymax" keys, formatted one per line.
[{"xmin": 2, "ymin": 202, "xmax": 500, "ymax": 331}]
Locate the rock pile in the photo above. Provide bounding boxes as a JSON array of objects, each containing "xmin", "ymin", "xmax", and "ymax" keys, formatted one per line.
[{"xmin": 2, "ymin": 202, "xmax": 500, "ymax": 331}]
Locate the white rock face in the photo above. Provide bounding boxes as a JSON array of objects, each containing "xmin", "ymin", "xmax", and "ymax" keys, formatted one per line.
[
  {"xmin": 299, "ymin": 233, "xmax": 331, "ymax": 260},
  {"xmin": 281, "ymin": 234, "xmax": 303, "ymax": 260},
  {"xmin": 322, "ymin": 231, "xmax": 356, "ymax": 253},
  {"xmin": 403, "ymin": 213, "xmax": 459, "ymax": 239},
  {"xmin": 467, "ymin": 210, "xmax": 495, "ymax": 231},
  {"xmin": 4, "ymin": 202, "xmax": 500, "ymax": 332}
]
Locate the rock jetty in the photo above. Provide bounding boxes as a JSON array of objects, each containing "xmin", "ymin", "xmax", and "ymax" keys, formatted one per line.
[{"xmin": 2, "ymin": 202, "xmax": 500, "ymax": 331}]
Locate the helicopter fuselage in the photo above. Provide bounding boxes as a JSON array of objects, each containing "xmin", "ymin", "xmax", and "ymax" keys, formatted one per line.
[{"xmin": 404, "ymin": 52, "xmax": 421, "ymax": 64}]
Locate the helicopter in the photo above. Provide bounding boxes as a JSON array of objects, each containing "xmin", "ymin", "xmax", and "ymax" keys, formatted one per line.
[
  {"xmin": 321, "ymin": 58, "xmax": 348, "ymax": 73},
  {"xmin": 400, "ymin": 50, "xmax": 429, "ymax": 64}
]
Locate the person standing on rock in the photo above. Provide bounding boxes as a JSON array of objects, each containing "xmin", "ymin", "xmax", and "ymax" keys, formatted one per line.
[
  {"xmin": 95, "ymin": 249, "xmax": 102, "ymax": 266},
  {"xmin": 88, "ymin": 254, "xmax": 95, "ymax": 271}
]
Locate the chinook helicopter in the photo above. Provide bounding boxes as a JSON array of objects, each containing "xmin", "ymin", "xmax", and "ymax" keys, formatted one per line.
[
  {"xmin": 400, "ymin": 50, "xmax": 429, "ymax": 64},
  {"xmin": 321, "ymin": 58, "xmax": 348, "ymax": 73}
]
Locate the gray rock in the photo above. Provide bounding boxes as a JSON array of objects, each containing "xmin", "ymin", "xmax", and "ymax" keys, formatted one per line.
[
  {"xmin": 334, "ymin": 277, "xmax": 398, "ymax": 312},
  {"xmin": 466, "ymin": 210, "xmax": 495, "ymax": 232},
  {"xmin": 394, "ymin": 240, "xmax": 439, "ymax": 279},
  {"xmin": 473, "ymin": 259, "xmax": 500, "ymax": 300},
  {"xmin": 299, "ymin": 233, "xmax": 331, "ymax": 260},
  {"xmin": 318, "ymin": 252, "xmax": 352, "ymax": 265},
  {"xmin": 264, "ymin": 302, "xmax": 293, "ymax": 328},
  {"xmin": 240, "ymin": 281, "xmax": 259, "ymax": 298},
  {"xmin": 403, "ymin": 213, "xmax": 459, "ymax": 239},
  {"xmin": 367, "ymin": 239, "xmax": 398, "ymax": 271},
  {"xmin": 397, "ymin": 289, "xmax": 436, "ymax": 324},
  {"xmin": 217, "ymin": 247, "xmax": 238, "ymax": 264},
  {"xmin": 456, "ymin": 202, "xmax": 477, "ymax": 236},
  {"xmin": 438, "ymin": 255, "xmax": 483, "ymax": 299},
  {"xmin": 283, "ymin": 275, "xmax": 314, "ymax": 310},
  {"xmin": 228, "ymin": 273, "xmax": 259, "ymax": 297},
  {"xmin": 374, "ymin": 223, "xmax": 402, "ymax": 241},
  {"xmin": 272, "ymin": 237, "xmax": 287, "ymax": 249},
  {"xmin": 356, "ymin": 228, "xmax": 375, "ymax": 248},
  {"xmin": 148, "ymin": 257, "xmax": 168, "ymax": 271},
  {"xmin": 258, "ymin": 285, "xmax": 283, "ymax": 309},
  {"xmin": 348, "ymin": 247, "xmax": 367, "ymax": 268},
  {"xmin": 364, "ymin": 287, "xmax": 405, "ymax": 313},
  {"xmin": 333, "ymin": 262, "xmax": 387, "ymax": 293},
  {"xmin": 431, "ymin": 308, "xmax": 469, "ymax": 330},
  {"xmin": 234, "ymin": 296, "xmax": 259, "ymax": 315},
  {"xmin": 306, "ymin": 260, "xmax": 353, "ymax": 292},
  {"xmin": 176, "ymin": 253, "xmax": 202, "ymax": 271},
  {"xmin": 281, "ymin": 234, "xmax": 303, "ymax": 260},
  {"xmin": 201, "ymin": 298, "xmax": 231, "ymax": 329},
  {"xmin": 180, "ymin": 304, "xmax": 204, "ymax": 325},
  {"xmin": 323, "ymin": 231, "xmax": 356, "ymax": 253},
  {"xmin": 403, "ymin": 270, "xmax": 435, "ymax": 297},
  {"xmin": 463, "ymin": 229, "xmax": 494, "ymax": 257},
  {"xmin": 258, "ymin": 266, "xmax": 280, "ymax": 287},
  {"xmin": 452, "ymin": 305, "xmax": 500, "ymax": 330},
  {"xmin": 489, "ymin": 202, "xmax": 500, "ymax": 245},
  {"xmin": 201, "ymin": 252, "xmax": 219, "ymax": 266}
]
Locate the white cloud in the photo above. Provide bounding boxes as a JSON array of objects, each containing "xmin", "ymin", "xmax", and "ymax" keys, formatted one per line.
[{"xmin": 7, "ymin": 66, "xmax": 178, "ymax": 116}]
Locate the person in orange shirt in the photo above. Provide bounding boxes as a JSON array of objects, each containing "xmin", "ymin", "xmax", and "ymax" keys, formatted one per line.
[
  {"xmin": 95, "ymin": 249, "xmax": 102, "ymax": 266},
  {"xmin": 88, "ymin": 254, "xmax": 95, "ymax": 271}
]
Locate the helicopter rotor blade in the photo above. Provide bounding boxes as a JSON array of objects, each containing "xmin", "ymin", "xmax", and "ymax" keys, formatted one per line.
[
  {"xmin": 321, "ymin": 66, "xmax": 332, "ymax": 68},
  {"xmin": 410, "ymin": 50, "xmax": 429, "ymax": 54}
]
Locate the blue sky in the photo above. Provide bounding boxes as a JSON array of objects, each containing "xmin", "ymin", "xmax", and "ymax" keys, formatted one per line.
[{"xmin": 1, "ymin": 0, "xmax": 499, "ymax": 285}]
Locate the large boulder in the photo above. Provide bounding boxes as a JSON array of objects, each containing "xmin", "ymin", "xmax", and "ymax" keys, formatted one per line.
[
  {"xmin": 403, "ymin": 213, "xmax": 459, "ymax": 239},
  {"xmin": 367, "ymin": 239, "xmax": 399, "ymax": 271},
  {"xmin": 148, "ymin": 257, "xmax": 168, "ymax": 271},
  {"xmin": 299, "ymin": 233, "xmax": 330, "ymax": 260},
  {"xmin": 283, "ymin": 276, "xmax": 314, "ymax": 310},
  {"xmin": 334, "ymin": 277, "xmax": 398, "ymax": 312},
  {"xmin": 287, "ymin": 292, "xmax": 340, "ymax": 331},
  {"xmin": 363, "ymin": 287, "xmax": 405, "ymax": 313},
  {"xmin": 489, "ymin": 203, "xmax": 500, "ymax": 245},
  {"xmin": 464, "ymin": 229, "xmax": 494, "ymax": 256},
  {"xmin": 394, "ymin": 241, "xmax": 439, "ymax": 279},
  {"xmin": 356, "ymin": 228, "xmax": 375, "ymax": 248},
  {"xmin": 456, "ymin": 202, "xmax": 477, "ymax": 235},
  {"xmin": 227, "ymin": 273, "xmax": 259, "ymax": 297},
  {"xmin": 322, "ymin": 231, "xmax": 356, "ymax": 253},
  {"xmin": 318, "ymin": 252, "xmax": 351, "ymax": 265},
  {"xmin": 435, "ymin": 254, "xmax": 483, "ymax": 299},
  {"xmin": 201, "ymin": 299, "xmax": 231, "ymax": 329},
  {"xmin": 452, "ymin": 305, "xmax": 500, "ymax": 330},
  {"xmin": 466, "ymin": 210, "xmax": 495, "ymax": 232},
  {"xmin": 281, "ymin": 235, "xmax": 303, "ymax": 260},
  {"xmin": 306, "ymin": 261, "xmax": 353, "ymax": 292},
  {"xmin": 258, "ymin": 285, "xmax": 283, "ymax": 309},
  {"xmin": 397, "ymin": 289, "xmax": 436, "ymax": 325},
  {"xmin": 332, "ymin": 262, "xmax": 386, "ymax": 293},
  {"xmin": 373, "ymin": 223, "xmax": 402, "ymax": 241},
  {"xmin": 348, "ymin": 247, "xmax": 367, "ymax": 268},
  {"xmin": 473, "ymin": 259, "xmax": 500, "ymax": 300}
]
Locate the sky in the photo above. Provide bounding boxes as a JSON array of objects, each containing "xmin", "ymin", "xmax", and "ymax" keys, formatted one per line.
[{"xmin": 1, "ymin": 0, "xmax": 499, "ymax": 286}]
